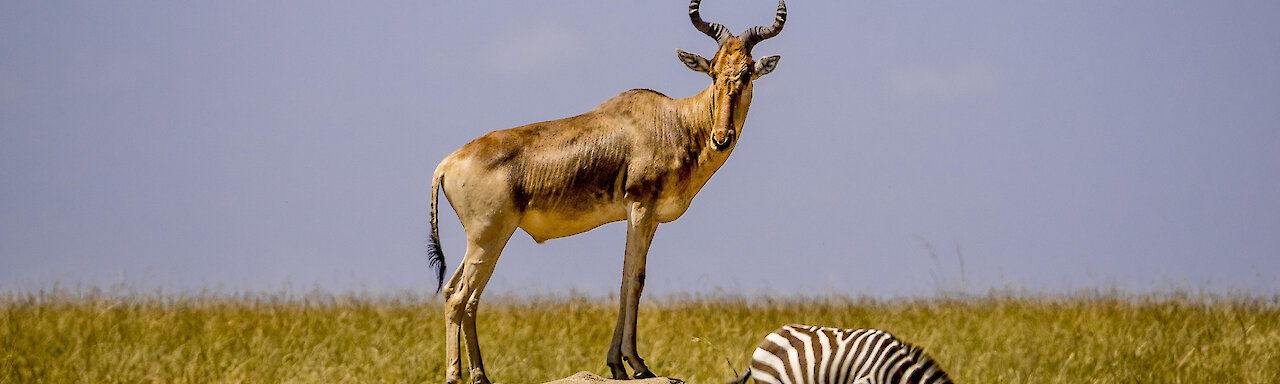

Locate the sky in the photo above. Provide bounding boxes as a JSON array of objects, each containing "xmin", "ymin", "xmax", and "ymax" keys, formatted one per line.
[{"xmin": 2, "ymin": 1, "xmax": 1278, "ymax": 297}]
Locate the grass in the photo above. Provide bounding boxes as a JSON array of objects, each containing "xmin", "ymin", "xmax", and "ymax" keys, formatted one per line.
[{"xmin": 3, "ymin": 288, "xmax": 1278, "ymax": 383}]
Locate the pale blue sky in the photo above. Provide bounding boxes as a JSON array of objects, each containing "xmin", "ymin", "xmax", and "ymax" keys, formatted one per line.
[{"xmin": 3, "ymin": 1, "xmax": 1277, "ymax": 296}]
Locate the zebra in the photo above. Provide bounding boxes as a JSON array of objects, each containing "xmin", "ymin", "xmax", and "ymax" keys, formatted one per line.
[{"xmin": 731, "ymin": 324, "xmax": 954, "ymax": 384}]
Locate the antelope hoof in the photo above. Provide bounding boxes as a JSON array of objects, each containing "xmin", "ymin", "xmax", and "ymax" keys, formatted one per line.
[{"xmin": 633, "ymin": 369, "xmax": 657, "ymax": 380}]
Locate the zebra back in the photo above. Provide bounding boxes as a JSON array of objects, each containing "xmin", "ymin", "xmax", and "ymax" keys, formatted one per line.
[{"xmin": 746, "ymin": 325, "xmax": 952, "ymax": 384}]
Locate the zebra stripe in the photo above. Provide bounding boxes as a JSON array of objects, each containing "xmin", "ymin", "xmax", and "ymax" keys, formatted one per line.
[{"xmin": 745, "ymin": 325, "xmax": 953, "ymax": 384}]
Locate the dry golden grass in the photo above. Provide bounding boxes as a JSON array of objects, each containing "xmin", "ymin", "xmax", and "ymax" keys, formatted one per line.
[{"xmin": 3, "ymin": 288, "xmax": 1278, "ymax": 383}]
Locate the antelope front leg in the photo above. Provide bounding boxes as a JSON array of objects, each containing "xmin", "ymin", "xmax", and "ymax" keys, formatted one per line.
[{"xmin": 608, "ymin": 201, "xmax": 659, "ymax": 379}]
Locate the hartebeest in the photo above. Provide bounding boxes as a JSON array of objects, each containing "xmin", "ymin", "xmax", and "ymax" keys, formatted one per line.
[{"xmin": 427, "ymin": 1, "xmax": 786, "ymax": 383}]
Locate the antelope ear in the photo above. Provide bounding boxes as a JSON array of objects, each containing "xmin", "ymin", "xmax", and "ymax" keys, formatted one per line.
[
  {"xmin": 753, "ymin": 55, "xmax": 780, "ymax": 78},
  {"xmin": 677, "ymin": 49, "xmax": 712, "ymax": 74}
]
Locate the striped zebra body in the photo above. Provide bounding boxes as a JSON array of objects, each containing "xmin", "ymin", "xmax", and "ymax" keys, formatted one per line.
[{"xmin": 743, "ymin": 325, "xmax": 952, "ymax": 384}]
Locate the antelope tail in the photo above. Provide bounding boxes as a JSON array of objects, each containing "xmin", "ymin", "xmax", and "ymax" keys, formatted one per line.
[{"xmin": 428, "ymin": 171, "xmax": 446, "ymax": 294}]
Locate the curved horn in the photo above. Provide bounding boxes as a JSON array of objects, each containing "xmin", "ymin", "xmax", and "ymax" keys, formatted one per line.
[
  {"xmin": 689, "ymin": 0, "xmax": 731, "ymax": 46},
  {"xmin": 741, "ymin": 0, "xmax": 787, "ymax": 51}
]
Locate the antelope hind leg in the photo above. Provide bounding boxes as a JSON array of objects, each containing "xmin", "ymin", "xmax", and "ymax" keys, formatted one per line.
[
  {"xmin": 444, "ymin": 269, "xmax": 466, "ymax": 384},
  {"xmin": 445, "ymin": 212, "xmax": 518, "ymax": 384}
]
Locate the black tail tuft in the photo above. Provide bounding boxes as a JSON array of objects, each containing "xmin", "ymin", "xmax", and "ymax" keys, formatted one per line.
[{"xmin": 427, "ymin": 237, "xmax": 445, "ymax": 294}]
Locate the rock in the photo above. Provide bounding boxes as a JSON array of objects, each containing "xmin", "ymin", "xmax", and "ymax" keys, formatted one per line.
[{"xmin": 541, "ymin": 371, "xmax": 684, "ymax": 384}]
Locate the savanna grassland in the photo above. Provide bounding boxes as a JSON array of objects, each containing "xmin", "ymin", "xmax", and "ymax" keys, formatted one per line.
[{"xmin": 3, "ymin": 289, "xmax": 1278, "ymax": 383}]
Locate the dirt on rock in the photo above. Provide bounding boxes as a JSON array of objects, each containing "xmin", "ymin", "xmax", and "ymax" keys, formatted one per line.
[{"xmin": 541, "ymin": 371, "xmax": 684, "ymax": 384}]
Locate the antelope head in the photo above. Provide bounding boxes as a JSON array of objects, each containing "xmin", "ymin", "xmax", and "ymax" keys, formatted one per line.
[{"xmin": 677, "ymin": 0, "xmax": 786, "ymax": 152}]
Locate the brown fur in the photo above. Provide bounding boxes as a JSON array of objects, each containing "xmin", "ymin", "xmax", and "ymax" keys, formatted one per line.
[{"xmin": 437, "ymin": 82, "xmax": 749, "ymax": 243}]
